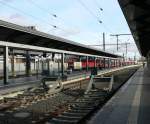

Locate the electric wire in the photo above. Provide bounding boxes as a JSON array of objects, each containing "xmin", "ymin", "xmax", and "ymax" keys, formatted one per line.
[
  {"xmin": 0, "ymin": 0, "xmax": 57, "ymax": 29},
  {"xmin": 0, "ymin": 0, "xmax": 71, "ymax": 34},
  {"xmin": 77, "ymin": 0, "xmax": 102, "ymax": 24},
  {"xmin": 93, "ymin": 0, "xmax": 103, "ymax": 11},
  {"xmin": 29, "ymin": 0, "xmax": 57, "ymax": 18},
  {"xmin": 26, "ymin": 0, "xmax": 103, "ymax": 42},
  {"xmin": 28, "ymin": 0, "xmax": 77, "ymax": 33},
  {"xmin": 77, "ymin": 0, "xmax": 113, "ymax": 33}
]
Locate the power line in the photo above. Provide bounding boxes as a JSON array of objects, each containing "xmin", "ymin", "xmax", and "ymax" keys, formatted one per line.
[
  {"xmin": 93, "ymin": 0, "xmax": 103, "ymax": 11},
  {"xmin": 28, "ymin": 0, "xmax": 74, "ymax": 28},
  {"xmin": 87, "ymin": 43, "xmax": 131, "ymax": 46},
  {"xmin": 110, "ymin": 33, "xmax": 132, "ymax": 51},
  {"xmin": 28, "ymin": 0, "xmax": 109, "ymax": 40},
  {"xmin": 0, "ymin": 0, "xmax": 72, "ymax": 35},
  {"xmin": 77, "ymin": 0, "xmax": 113, "ymax": 33},
  {"xmin": 29, "ymin": 0, "xmax": 57, "ymax": 18},
  {"xmin": 27, "ymin": 0, "xmax": 81, "ymax": 35},
  {"xmin": 0, "ymin": 1, "xmax": 57, "ymax": 29},
  {"xmin": 77, "ymin": 0, "xmax": 102, "ymax": 24}
]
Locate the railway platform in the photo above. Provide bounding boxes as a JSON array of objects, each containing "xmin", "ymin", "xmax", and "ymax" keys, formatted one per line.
[
  {"xmin": 0, "ymin": 65, "xmax": 140, "ymax": 99},
  {"xmin": 89, "ymin": 66, "xmax": 149, "ymax": 124}
]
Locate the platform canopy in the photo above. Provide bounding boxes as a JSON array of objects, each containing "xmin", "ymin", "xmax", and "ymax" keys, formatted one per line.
[
  {"xmin": 118, "ymin": 0, "xmax": 150, "ymax": 57},
  {"xmin": 0, "ymin": 20, "xmax": 120, "ymax": 58}
]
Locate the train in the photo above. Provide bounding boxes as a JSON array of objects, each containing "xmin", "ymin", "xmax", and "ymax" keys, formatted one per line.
[
  {"xmin": 67, "ymin": 58, "xmax": 136, "ymax": 70},
  {"xmin": 0, "ymin": 55, "xmax": 136, "ymax": 77}
]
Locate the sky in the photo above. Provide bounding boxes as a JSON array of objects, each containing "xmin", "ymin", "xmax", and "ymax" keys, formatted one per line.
[{"xmin": 0, "ymin": 0, "xmax": 141, "ymax": 59}]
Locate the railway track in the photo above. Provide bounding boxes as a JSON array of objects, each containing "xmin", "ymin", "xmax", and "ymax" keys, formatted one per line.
[
  {"xmin": 0, "ymin": 67, "xmax": 139, "ymax": 124},
  {"xmin": 48, "ymin": 89, "xmax": 109, "ymax": 124}
]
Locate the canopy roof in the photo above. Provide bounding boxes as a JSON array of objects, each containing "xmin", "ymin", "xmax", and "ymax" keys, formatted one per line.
[
  {"xmin": 119, "ymin": 0, "xmax": 150, "ymax": 57},
  {"xmin": 0, "ymin": 20, "xmax": 120, "ymax": 58}
]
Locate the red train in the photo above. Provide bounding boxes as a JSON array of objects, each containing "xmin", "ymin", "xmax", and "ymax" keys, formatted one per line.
[{"xmin": 67, "ymin": 58, "xmax": 136, "ymax": 70}]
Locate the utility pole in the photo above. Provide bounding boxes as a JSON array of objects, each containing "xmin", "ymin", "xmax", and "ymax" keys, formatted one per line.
[
  {"xmin": 134, "ymin": 52, "xmax": 136, "ymax": 61},
  {"xmin": 102, "ymin": 32, "xmax": 106, "ymax": 69},
  {"xmin": 103, "ymin": 32, "xmax": 105, "ymax": 51},
  {"xmin": 125, "ymin": 42, "xmax": 130, "ymax": 60},
  {"xmin": 125, "ymin": 42, "xmax": 127, "ymax": 56},
  {"xmin": 87, "ymin": 42, "xmax": 130, "ymax": 59},
  {"xmin": 110, "ymin": 33, "xmax": 131, "ymax": 51}
]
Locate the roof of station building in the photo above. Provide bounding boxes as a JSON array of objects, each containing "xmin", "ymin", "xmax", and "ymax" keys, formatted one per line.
[
  {"xmin": 118, "ymin": 0, "xmax": 150, "ymax": 57},
  {"xmin": 0, "ymin": 19, "xmax": 121, "ymax": 58}
]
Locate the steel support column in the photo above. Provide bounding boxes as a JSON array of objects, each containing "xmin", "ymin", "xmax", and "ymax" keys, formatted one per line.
[
  {"xmin": 79, "ymin": 56, "xmax": 82, "ymax": 71},
  {"xmin": 61, "ymin": 53, "xmax": 64, "ymax": 76},
  {"xmin": 86, "ymin": 56, "xmax": 88, "ymax": 72},
  {"xmin": 103, "ymin": 58, "xmax": 105, "ymax": 68},
  {"xmin": 110, "ymin": 59, "xmax": 112, "ymax": 68},
  {"xmin": 47, "ymin": 55, "xmax": 50, "ymax": 74},
  {"xmin": 10, "ymin": 48, "xmax": 16, "ymax": 77},
  {"xmin": 108, "ymin": 58, "xmax": 110, "ymax": 68},
  {"xmin": 94, "ymin": 57, "xmax": 97, "ymax": 68},
  {"xmin": 41, "ymin": 53, "xmax": 45, "ymax": 72},
  {"xmin": 3, "ymin": 46, "xmax": 9, "ymax": 85},
  {"xmin": 116, "ymin": 60, "xmax": 118, "ymax": 67},
  {"xmin": 36, "ymin": 57, "xmax": 39, "ymax": 78},
  {"xmin": 26, "ymin": 51, "xmax": 31, "ymax": 76}
]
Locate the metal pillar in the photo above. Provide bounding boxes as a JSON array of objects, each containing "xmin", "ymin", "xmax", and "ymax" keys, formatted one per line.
[
  {"xmin": 103, "ymin": 58, "xmax": 105, "ymax": 68},
  {"xmin": 34, "ymin": 57, "xmax": 36, "ymax": 71},
  {"xmin": 58, "ymin": 54, "xmax": 60, "ymax": 75},
  {"xmin": 94, "ymin": 57, "xmax": 97, "ymax": 68},
  {"xmin": 103, "ymin": 32, "xmax": 105, "ymax": 51},
  {"xmin": 3, "ymin": 46, "xmax": 9, "ymax": 85},
  {"xmin": 116, "ymin": 36, "xmax": 119, "ymax": 51},
  {"xmin": 61, "ymin": 53, "xmax": 64, "ymax": 76},
  {"xmin": 47, "ymin": 55, "xmax": 50, "ymax": 74},
  {"xmin": 108, "ymin": 58, "xmax": 110, "ymax": 68},
  {"xmin": 26, "ymin": 51, "xmax": 31, "ymax": 76},
  {"xmin": 10, "ymin": 48, "xmax": 16, "ymax": 77},
  {"xmin": 110, "ymin": 59, "xmax": 112, "ymax": 68},
  {"xmin": 86, "ymin": 56, "xmax": 88, "ymax": 71},
  {"xmin": 41, "ymin": 54, "xmax": 44, "ymax": 72},
  {"xmin": 42, "ymin": 52, "xmax": 46, "ymax": 72},
  {"xmin": 119, "ymin": 59, "xmax": 121, "ymax": 67},
  {"xmin": 36, "ymin": 57, "xmax": 39, "ymax": 78},
  {"xmin": 79, "ymin": 56, "xmax": 82, "ymax": 71}
]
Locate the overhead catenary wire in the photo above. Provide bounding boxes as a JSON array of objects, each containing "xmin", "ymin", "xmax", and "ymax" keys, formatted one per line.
[
  {"xmin": 0, "ymin": 0, "xmax": 57, "ymax": 29},
  {"xmin": 26, "ymin": 0, "xmax": 86, "ymax": 37},
  {"xmin": 77, "ymin": 0, "xmax": 102, "ymax": 24},
  {"xmin": 28, "ymin": 0, "xmax": 76, "ymax": 31},
  {"xmin": 77, "ymin": 0, "xmax": 113, "ymax": 33},
  {"xmin": 26, "ymin": 0, "xmax": 104, "ymax": 42},
  {"xmin": 28, "ymin": 0, "xmax": 58, "ymax": 18},
  {"xmin": 93, "ymin": 0, "xmax": 103, "ymax": 11},
  {"xmin": 0, "ymin": 0, "xmax": 113, "ymax": 46},
  {"xmin": 27, "ymin": 0, "xmax": 110, "ymax": 39},
  {"xmin": 0, "ymin": 0, "xmax": 71, "ymax": 34}
]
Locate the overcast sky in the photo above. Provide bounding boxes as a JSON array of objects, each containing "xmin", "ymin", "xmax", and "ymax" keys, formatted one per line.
[{"xmin": 0, "ymin": 0, "xmax": 141, "ymax": 59}]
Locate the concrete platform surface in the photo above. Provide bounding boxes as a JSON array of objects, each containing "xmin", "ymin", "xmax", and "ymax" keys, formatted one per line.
[{"xmin": 89, "ymin": 66, "xmax": 150, "ymax": 124}]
